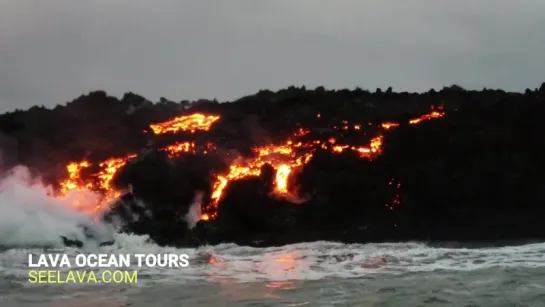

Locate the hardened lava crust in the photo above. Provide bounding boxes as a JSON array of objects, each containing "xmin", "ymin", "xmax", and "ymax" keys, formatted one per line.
[{"xmin": 1, "ymin": 84, "xmax": 545, "ymax": 247}]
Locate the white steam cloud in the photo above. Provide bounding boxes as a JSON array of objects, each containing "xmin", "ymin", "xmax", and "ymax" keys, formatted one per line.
[
  {"xmin": 185, "ymin": 191, "xmax": 204, "ymax": 229},
  {"xmin": 0, "ymin": 165, "xmax": 112, "ymax": 248}
]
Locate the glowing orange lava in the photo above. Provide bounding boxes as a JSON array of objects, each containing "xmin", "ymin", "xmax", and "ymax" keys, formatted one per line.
[
  {"xmin": 205, "ymin": 142, "xmax": 316, "ymax": 218},
  {"xmin": 57, "ymin": 106, "xmax": 446, "ymax": 221},
  {"xmin": 57, "ymin": 142, "xmax": 198, "ymax": 214},
  {"xmin": 149, "ymin": 113, "xmax": 220, "ymax": 134},
  {"xmin": 164, "ymin": 142, "xmax": 196, "ymax": 156},
  {"xmin": 409, "ymin": 105, "xmax": 445, "ymax": 125},
  {"xmin": 203, "ymin": 133, "xmax": 384, "ymax": 217},
  {"xmin": 60, "ymin": 161, "xmax": 93, "ymax": 194},
  {"xmin": 381, "ymin": 122, "xmax": 400, "ymax": 130},
  {"xmin": 275, "ymin": 164, "xmax": 291, "ymax": 193}
]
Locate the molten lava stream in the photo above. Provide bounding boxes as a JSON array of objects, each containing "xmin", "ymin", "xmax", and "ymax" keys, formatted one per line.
[
  {"xmin": 202, "ymin": 105, "xmax": 445, "ymax": 218},
  {"xmin": 149, "ymin": 113, "xmax": 221, "ymax": 135},
  {"xmin": 57, "ymin": 141, "xmax": 198, "ymax": 215},
  {"xmin": 409, "ymin": 106, "xmax": 445, "ymax": 125},
  {"xmin": 57, "ymin": 106, "xmax": 446, "ymax": 220},
  {"xmin": 203, "ymin": 134, "xmax": 384, "ymax": 218}
]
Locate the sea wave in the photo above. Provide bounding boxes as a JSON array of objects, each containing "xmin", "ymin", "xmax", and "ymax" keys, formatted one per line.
[{"xmin": 2, "ymin": 233, "xmax": 544, "ymax": 285}]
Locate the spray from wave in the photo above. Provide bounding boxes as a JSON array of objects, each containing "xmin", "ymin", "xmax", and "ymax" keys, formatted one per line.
[
  {"xmin": 0, "ymin": 165, "xmax": 112, "ymax": 248},
  {"xmin": 185, "ymin": 191, "xmax": 204, "ymax": 229}
]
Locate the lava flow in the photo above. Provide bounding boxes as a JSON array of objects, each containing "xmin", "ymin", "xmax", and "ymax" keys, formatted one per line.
[
  {"xmin": 202, "ymin": 134, "xmax": 384, "ymax": 219},
  {"xmin": 149, "ymin": 113, "xmax": 220, "ymax": 134},
  {"xmin": 409, "ymin": 105, "xmax": 445, "ymax": 125},
  {"xmin": 57, "ymin": 144, "xmax": 196, "ymax": 214},
  {"xmin": 57, "ymin": 105, "xmax": 445, "ymax": 221}
]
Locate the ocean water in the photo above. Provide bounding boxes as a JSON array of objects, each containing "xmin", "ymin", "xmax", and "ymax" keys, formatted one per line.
[
  {"xmin": 1, "ymin": 167, "xmax": 545, "ymax": 306},
  {"xmin": 1, "ymin": 237, "xmax": 545, "ymax": 306}
]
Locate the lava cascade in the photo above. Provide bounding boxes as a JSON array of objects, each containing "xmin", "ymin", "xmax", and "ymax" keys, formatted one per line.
[{"xmin": 56, "ymin": 107, "xmax": 445, "ymax": 220}]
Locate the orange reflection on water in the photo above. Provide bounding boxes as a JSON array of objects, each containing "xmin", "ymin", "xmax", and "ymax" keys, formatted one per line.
[
  {"xmin": 265, "ymin": 280, "xmax": 297, "ymax": 290},
  {"xmin": 205, "ymin": 251, "xmax": 306, "ymax": 301},
  {"xmin": 206, "ymin": 254, "xmax": 231, "ymax": 285},
  {"xmin": 209, "ymin": 255, "xmax": 223, "ymax": 266},
  {"xmin": 273, "ymin": 253, "xmax": 298, "ymax": 273}
]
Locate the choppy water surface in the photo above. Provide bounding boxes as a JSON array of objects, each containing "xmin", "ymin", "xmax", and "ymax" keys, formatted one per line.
[{"xmin": 2, "ymin": 236, "xmax": 545, "ymax": 306}]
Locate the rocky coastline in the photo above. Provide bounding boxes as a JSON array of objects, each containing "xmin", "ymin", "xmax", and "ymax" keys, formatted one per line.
[{"xmin": 1, "ymin": 84, "xmax": 545, "ymax": 248}]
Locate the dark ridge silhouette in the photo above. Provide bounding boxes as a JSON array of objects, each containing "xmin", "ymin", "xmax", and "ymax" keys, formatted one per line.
[{"xmin": 1, "ymin": 83, "xmax": 545, "ymax": 248}]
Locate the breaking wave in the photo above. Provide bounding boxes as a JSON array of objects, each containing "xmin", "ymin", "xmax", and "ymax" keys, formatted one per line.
[
  {"xmin": 0, "ymin": 166, "xmax": 112, "ymax": 248},
  {"xmin": 113, "ymin": 236, "xmax": 545, "ymax": 283},
  {"xmin": 2, "ymin": 233, "xmax": 545, "ymax": 285}
]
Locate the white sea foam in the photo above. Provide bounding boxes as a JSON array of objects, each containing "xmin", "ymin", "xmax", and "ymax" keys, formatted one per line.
[{"xmin": 2, "ymin": 232, "xmax": 544, "ymax": 285}]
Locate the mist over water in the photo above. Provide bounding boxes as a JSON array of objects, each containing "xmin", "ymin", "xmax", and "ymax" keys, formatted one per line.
[{"xmin": 0, "ymin": 165, "xmax": 109, "ymax": 248}]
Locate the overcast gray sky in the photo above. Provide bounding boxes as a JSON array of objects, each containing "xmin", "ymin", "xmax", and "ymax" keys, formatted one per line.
[{"xmin": 1, "ymin": 0, "xmax": 544, "ymax": 113}]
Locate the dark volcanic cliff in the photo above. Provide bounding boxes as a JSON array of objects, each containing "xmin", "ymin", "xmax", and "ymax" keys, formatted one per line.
[{"xmin": 1, "ymin": 84, "xmax": 545, "ymax": 248}]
